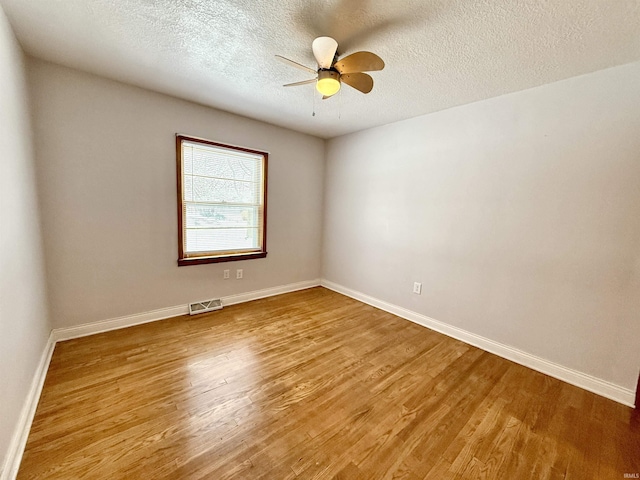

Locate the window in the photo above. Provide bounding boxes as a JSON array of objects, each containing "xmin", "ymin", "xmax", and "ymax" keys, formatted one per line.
[{"xmin": 176, "ymin": 135, "xmax": 267, "ymax": 266}]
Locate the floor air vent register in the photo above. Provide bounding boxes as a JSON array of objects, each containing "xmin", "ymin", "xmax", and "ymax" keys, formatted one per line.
[{"xmin": 188, "ymin": 298, "xmax": 223, "ymax": 315}]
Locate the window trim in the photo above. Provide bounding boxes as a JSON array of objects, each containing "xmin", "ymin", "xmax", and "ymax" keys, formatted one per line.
[{"xmin": 176, "ymin": 134, "xmax": 268, "ymax": 266}]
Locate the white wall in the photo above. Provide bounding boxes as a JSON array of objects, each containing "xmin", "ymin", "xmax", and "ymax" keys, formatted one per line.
[
  {"xmin": 28, "ymin": 59, "xmax": 325, "ymax": 329},
  {"xmin": 323, "ymin": 62, "xmax": 640, "ymax": 391},
  {"xmin": 0, "ymin": 6, "xmax": 51, "ymax": 475}
]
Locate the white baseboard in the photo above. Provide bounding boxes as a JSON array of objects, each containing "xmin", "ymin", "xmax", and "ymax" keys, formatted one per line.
[
  {"xmin": 320, "ymin": 279, "xmax": 635, "ymax": 408},
  {"xmin": 1, "ymin": 333, "xmax": 56, "ymax": 480},
  {"xmin": 51, "ymin": 305, "xmax": 188, "ymax": 342},
  {"xmin": 52, "ymin": 279, "xmax": 321, "ymax": 342},
  {"xmin": 221, "ymin": 279, "xmax": 320, "ymax": 306}
]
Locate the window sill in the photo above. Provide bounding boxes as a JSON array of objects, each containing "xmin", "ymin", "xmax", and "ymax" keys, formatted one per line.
[{"xmin": 178, "ymin": 251, "xmax": 267, "ymax": 266}]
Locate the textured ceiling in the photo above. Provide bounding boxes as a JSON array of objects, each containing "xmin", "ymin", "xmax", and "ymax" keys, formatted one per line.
[{"xmin": 2, "ymin": 0, "xmax": 639, "ymax": 138}]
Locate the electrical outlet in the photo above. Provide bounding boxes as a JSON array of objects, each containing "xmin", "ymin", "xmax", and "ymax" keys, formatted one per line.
[
  {"xmin": 223, "ymin": 269, "xmax": 230, "ymax": 279},
  {"xmin": 413, "ymin": 282, "xmax": 422, "ymax": 294},
  {"xmin": 236, "ymin": 269, "xmax": 243, "ymax": 279}
]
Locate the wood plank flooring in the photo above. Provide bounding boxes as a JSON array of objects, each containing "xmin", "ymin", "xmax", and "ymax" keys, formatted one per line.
[{"xmin": 18, "ymin": 287, "xmax": 639, "ymax": 479}]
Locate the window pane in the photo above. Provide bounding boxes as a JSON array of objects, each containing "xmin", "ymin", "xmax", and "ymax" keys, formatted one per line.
[
  {"xmin": 185, "ymin": 204, "xmax": 260, "ymax": 229},
  {"xmin": 186, "ymin": 227, "xmax": 260, "ymax": 253},
  {"xmin": 189, "ymin": 176, "xmax": 259, "ymax": 204},
  {"xmin": 189, "ymin": 145, "xmax": 260, "ymax": 182}
]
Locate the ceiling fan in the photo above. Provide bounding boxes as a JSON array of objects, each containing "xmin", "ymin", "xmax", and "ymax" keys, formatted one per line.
[{"xmin": 276, "ymin": 36, "xmax": 384, "ymax": 98}]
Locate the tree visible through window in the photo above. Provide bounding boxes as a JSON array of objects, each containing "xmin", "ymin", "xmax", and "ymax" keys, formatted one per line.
[{"xmin": 176, "ymin": 135, "xmax": 267, "ymax": 265}]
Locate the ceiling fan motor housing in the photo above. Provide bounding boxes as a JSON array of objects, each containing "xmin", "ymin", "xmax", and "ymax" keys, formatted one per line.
[
  {"xmin": 318, "ymin": 69, "xmax": 340, "ymax": 81},
  {"xmin": 316, "ymin": 69, "xmax": 341, "ymax": 96}
]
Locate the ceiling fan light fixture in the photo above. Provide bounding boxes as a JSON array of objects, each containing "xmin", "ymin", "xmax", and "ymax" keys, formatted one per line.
[{"xmin": 316, "ymin": 70, "xmax": 341, "ymax": 96}]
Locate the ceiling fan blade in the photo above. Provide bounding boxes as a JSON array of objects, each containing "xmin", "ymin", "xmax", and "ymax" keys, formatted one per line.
[
  {"xmin": 334, "ymin": 52, "xmax": 385, "ymax": 74},
  {"xmin": 312, "ymin": 36, "xmax": 338, "ymax": 69},
  {"xmin": 283, "ymin": 78, "xmax": 317, "ymax": 87},
  {"xmin": 340, "ymin": 73, "xmax": 374, "ymax": 94},
  {"xmin": 275, "ymin": 55, "xmax": 317, "ymax": 75}
]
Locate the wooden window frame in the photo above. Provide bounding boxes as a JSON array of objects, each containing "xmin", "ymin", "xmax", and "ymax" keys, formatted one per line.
[{"xmin": 176, "ymin": 134, "xmax": 268, "ymax": 266}]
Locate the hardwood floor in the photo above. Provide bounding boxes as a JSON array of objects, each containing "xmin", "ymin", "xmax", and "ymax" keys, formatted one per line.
[{"xmin": 18, "ymin": 287, "xmax": 639, "ymax": 479}]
